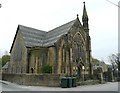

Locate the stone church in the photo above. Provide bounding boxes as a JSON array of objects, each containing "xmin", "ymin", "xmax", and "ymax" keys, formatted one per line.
[{"xmin": 8, "ymin": 2, "xmax": 92, "ymax": 78}]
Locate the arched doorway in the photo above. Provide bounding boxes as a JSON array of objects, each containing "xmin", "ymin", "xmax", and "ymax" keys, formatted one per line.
[
  {"xmin": 31, "ymin": 68, "xmax": 34, "ymax": 73},
  {"xmin": 77, "ymin": 61, "xmax": 85, "ymax": 80},
  {"xmin": 77, "ymin": 66, "xmax": 81, "ymax": 78}
]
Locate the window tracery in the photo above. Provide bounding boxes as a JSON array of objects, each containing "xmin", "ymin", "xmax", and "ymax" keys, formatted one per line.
[{"xmin": 72, "ymin": 33, "xmax": 86, "ymax": 64}]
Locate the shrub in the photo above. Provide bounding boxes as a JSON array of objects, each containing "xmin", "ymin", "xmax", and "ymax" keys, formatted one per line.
[{"xmin": 42, "ymin": 64, "xmax": 52, "ymax": 73}]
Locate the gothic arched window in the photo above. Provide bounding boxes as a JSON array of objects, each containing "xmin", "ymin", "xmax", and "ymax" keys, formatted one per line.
[{"xmin": 72, "ymin": 33, "xmax": 85, "ymax": 64}]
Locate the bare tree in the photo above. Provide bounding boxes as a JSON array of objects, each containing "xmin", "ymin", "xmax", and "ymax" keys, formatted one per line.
[
  {"xmin": 109, "ymin": 53, "xmax": 120, "ymax": 77},
  {"xmin": 0, "ymin": 3, "xmax": 1, "ymax": 8}
]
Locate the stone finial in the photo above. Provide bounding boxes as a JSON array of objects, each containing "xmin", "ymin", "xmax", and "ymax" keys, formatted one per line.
[{"xmin": 77, "ymin": 14, "xmax": 79, "ymax": 18}]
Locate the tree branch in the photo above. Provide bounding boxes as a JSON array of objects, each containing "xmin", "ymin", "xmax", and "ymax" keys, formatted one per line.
[{"xmin": 106, "ymin": 0, "xmax": 120, "ymax": 8}]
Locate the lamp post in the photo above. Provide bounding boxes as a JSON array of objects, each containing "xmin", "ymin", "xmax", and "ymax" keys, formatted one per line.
[
  {"xmin": 82, "ymin": 66, "xmax": 85, "ymax": 81},
  {"xmin": 111, "ymin": 68, "xmax": 114, "ymax": 82},
  {"xmin": 116, "ymin": 68, "xmax": 118, "ymax": 81}
]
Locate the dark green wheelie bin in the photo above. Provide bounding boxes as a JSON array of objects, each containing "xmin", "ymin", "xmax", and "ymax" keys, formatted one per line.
[
  {"xmin": 67, "ymin": 77, "xmax": 72, "ymax": 88},
  {"xmin": 72, "ymin": 77, "xmax": 77, "ymax": 87},
  {"xmin": 61, "ymin": 77, "xmax": 68, "ymax": 88}
]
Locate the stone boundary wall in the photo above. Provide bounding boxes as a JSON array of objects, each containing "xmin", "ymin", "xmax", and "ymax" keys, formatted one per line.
[
  {"xmin": 77, "ymin": 80, "xmax": 100, "ymax": 86},
  {"xmin": 2, "ymin": 73, "xmax": 61, "ymax": 87}
]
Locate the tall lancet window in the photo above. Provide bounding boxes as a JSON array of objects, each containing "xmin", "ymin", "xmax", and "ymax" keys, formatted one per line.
[{"xmin": 72, "ymin": 33, "xmax": 85, "ymax": 64}]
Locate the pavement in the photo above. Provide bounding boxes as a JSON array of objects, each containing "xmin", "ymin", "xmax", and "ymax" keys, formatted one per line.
[{"xmin": 0, "ymin": 80, "xmax": 119, "ymax": 92}]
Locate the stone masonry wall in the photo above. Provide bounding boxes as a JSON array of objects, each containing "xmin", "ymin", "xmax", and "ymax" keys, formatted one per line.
[
  {"xmin": 9, "ymin": 31, "xmax": 28, "ymax": 74},
  {"xmin": 47, "ymin": 47, "xmax": 56, "ymax": 73},
  {"xmin": 2, "ymin": 73, "xmax": 61, "ymax": 87}
]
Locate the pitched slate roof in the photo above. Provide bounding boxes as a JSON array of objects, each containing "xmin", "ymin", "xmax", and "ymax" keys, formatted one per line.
[
  {"xmin": 10, "ymin": 18, "xmax": 78, "ymax": 52},
  {"xmin": 19, "ymin": 25, "xmax": 46, "ymax": 47},
  {"xmin": 19, "ymin": 19, "xmax": 76, "ymax": 47},
  {"xmin": 44, "ymin": 19, "xmax": 76, "ymax": 46}
]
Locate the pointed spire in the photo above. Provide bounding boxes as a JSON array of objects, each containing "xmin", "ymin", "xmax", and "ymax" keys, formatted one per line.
[
  {"xmin": 82, "ymin": 2, "xmax": 88, "ymax": 21},
  {"xmin": 82, "ymin": 2, "xmax": 89, "ymax": 31}
]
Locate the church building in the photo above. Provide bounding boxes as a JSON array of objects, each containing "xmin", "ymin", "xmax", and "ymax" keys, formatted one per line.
[{"xmin": 8, "ymin": 2, "xmax": 92, "ymax": 78}]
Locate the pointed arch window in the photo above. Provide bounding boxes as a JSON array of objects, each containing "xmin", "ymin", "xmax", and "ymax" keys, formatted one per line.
[{"xmin": 72, "ymin": 33, "xmax": 86, "ymax": 64}]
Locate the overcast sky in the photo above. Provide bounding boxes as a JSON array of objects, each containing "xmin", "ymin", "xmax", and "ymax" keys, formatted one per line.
[{"xmin": 0, "ymin": 0, "xmax": 118, "ymax": 64}]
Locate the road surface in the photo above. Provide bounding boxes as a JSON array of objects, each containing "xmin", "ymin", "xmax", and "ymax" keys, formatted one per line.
[{"xmin": 0, "ymin": 80, "xmax": 119, "ymax": 92}]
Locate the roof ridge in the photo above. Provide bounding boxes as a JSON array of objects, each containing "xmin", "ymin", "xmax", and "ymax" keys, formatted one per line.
[
  {"xmin": 47, "ymin": 19, "xmax": 76, "ymax": 33},
  {"xmin": 19, "ymin": 24, "xmax": 47, "ymax": 33}
]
